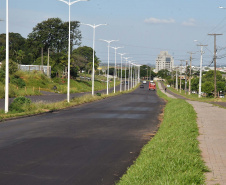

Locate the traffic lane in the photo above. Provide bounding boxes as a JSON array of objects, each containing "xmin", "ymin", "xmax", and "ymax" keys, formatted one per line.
[{"xmin": 0, "ymin": 87, "xmax": 165, "ymax": 185}]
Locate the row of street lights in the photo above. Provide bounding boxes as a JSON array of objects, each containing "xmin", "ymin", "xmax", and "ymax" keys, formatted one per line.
[{"xmin": 3, "ymin": 0, "xmax": 141, "ymax": 113}]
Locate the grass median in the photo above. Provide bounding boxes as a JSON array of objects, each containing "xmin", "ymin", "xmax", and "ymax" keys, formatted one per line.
[{"xmin": 117, "ymin": 86, "xmax": 208, "ymax": 185}]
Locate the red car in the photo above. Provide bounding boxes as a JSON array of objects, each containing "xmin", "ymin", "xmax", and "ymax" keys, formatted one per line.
[{"xmin": 149, "ymin": 81, "xmax": 156, "ymax": 91}]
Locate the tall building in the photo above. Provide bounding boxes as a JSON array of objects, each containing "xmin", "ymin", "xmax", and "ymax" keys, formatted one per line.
[{"xmin": 155, "ymin": 51, "xmax": 174, "ymax": 72}]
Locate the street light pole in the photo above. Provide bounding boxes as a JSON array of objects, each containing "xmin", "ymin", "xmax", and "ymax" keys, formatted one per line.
[
  {"xmin": 100, "ymin": 39, "xmax": 118, "ymax": 95},
  {"xmin": 5, "ymin": 0, "xmax": 9, "ymax": 113},
  {"xmin": 137, "ymin": 65, "xmax": 141, "ymax": 85},
  {"xmin": 128, "ymin": 60, "xmax": 134, "ymax": 90},
  {"xmin": 47, "ymin": 48, "xmax": 50, "ymax": 78},
  {"xmin": 176, "ymin": 67, "xmax": 178, "ymax": 91},
  {"xmin": 81, "ymin": 23, "xmax": 107, "ymax": 96},
  {"xmin": 185, "ymin": 60, "xmax": 188, "ymax": 95},
  {"xmin": 118, "ymin": 53, "xmax": 126, "ymax": 92},
  {"xmin": 58, "ymin": 0, "xmax": 88, "ymax": 102},
  {"xmin": 123, "ymin": 57, "xmax": 131, "ymax": 91},
  {"xmin": 111, "ymin": 46, "xmax": 123, "ymax": 93}
]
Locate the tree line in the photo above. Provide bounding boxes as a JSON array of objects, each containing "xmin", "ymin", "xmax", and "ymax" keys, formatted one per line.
[{"xmin": 0, "ymin": 18, "xmax": 100, "ymax": 78}]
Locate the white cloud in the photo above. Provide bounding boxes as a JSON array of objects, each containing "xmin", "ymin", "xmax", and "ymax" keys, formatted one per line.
[
  {"xmin": 144, "ymin": 17, "xmax": 175, "ymax": 24},
  {"xmin": 182, "ymin": 18, "xmax": 196, "ymax": 26}
]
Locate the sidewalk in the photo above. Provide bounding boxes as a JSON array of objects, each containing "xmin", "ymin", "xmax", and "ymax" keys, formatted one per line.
[{"xmin": 158, "ymin": 82, "xmax": 226, "ymax": 185}]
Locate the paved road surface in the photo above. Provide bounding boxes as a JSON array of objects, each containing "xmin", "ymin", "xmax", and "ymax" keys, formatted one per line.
[{"xmin": 0, "ymin": 84, "xmax": 165, "ymax": 185}]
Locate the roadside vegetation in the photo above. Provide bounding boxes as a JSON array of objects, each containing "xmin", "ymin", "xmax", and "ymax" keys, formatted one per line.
[
  {"xmin": 167, "ymin": 84, "xmax": 226, "ymax": 102},
  {"xmin": 0, "ymin": 69, "xmax": 120, "ymax": 99},
  {"xmin": 117, "ymin": 85, "xmax": 208, "ymax": 185}
]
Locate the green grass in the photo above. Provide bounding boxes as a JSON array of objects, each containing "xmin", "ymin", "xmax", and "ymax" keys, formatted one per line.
[
  {"xmin": 117, "ymin": 86, "xmax": 208, "ymax": 185},
  {"xmin": 0, "ymin": 70, "xmax": 121, "ymax": 98},
  {"xmin": 167, "ymin": 84, "xmax": 226, "ymax": 102}
]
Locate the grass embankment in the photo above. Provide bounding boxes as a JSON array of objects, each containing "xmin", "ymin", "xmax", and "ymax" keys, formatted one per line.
[
  {"xmin": 167, "ymin": 85, "xmax": 226, "ymax": 102},
  {"xmin": 117, "ymin": 86, "xmax": 208, "ymax": 185},
  {"xmin": 0, "ymin": 70, "xmax": 120, "ymax": 98}
]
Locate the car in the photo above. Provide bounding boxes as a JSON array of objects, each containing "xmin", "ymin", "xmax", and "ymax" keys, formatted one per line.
[
  {"xmin": 143, "ymin": 80, "xmax": 147, "ymax": 84},
  {"xmin": 140, "ymin": 84, "xmax": 144, "ymax": 88}
]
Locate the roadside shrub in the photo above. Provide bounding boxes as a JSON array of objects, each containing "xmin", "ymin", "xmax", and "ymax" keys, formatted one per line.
[
  {"xmin": 1, "ymin": 59, "xmax": 18, "ymax": 74},
  {"xmin": 0, "ymin": 70, "xmax": 5, "ymax": 83},
  {"xmin": 11, "ymin": 75, "xmax": 26, "ymax": 88},
  {"xmin": 9, "ymin": 96, "xmax": 31, "ymax": 113}
]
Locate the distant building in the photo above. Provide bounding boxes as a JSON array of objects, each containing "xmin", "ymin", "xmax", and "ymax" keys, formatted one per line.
[{"xmin": 155, "ymin": 51, "xmax": 174, "ymax": 72}]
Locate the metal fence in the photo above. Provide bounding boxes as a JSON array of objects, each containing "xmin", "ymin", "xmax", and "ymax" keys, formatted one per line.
[{"xmin": 18, "ymin": 65, "xmax": 51, "ymax": 77}]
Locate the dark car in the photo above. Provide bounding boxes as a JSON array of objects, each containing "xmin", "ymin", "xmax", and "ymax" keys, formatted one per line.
[{"xmin": 140, "ymin": 84, "xmax": 144, "ymax": 88}]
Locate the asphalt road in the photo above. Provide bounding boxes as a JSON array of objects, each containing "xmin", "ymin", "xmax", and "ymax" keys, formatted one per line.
[{"xmin": 0, "ymin": 84, "xmax": 165, "ymax": 185}]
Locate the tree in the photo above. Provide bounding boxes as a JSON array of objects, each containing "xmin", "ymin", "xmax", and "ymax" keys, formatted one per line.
[
  {"xmin": 157, "ymin": 69, "xmax": 170, "ymax": 79},
  {"xmin": 217, "ymin": 81, "xmax": 225, "ymax": 92},
  {"xmin": 16, "ymin": 50, "xmax": 26, "ymax": 64},
  {"xmin": 202, "ymin": 81, "xmax": 214, "ymax": 97},
  {"xmin": 72, "ymin": 46, "xmax": 100, "ymax": 73},
  {"xmin": 140, "ymin": 65, "xmax": 156, "ymax": 79},
  {"xmin": 191, "ymin": 77, "xmax": 199, "ymax": 91},
  {"xmin": 27, "ymin": 18, "xmax": 82, "ymax": 59},
  {"xmin": 1, "ymin": 59, "xmax": 18, "ymax": 74},
  {"xmin": 202, "ymin": 70, "xmax": 223, "ymax": 83},
  {"xmin": 0, "ymin": 33, "xmax": 26, "ymax": 62}
]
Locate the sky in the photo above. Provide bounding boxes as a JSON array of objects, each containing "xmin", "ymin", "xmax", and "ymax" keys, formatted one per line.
[{"xmin": 1, "ymin": 0, "xmax": 226, "ymax": 67}]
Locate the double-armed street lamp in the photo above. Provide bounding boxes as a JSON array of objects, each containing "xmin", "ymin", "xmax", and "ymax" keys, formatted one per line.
[
  {"xmin": 137, "ymin": 64, "xmax": 142, "ymax": 85},
  {"xmin": 135, "ymin": 64, "xmax": 141, "ymax": 85},
  {"xmin": 131, "ymin": 63, "xmax": 135, "ymax": 88},
  {"xmin": 133, "ymin": 64, "xmax": 138, "ymax": 87},
  {"xmin": 118, "ymin": 53, "xmax": 126, "ymax": 92},
  {"xmin": 81, "ymin": 23, "xmax": 107, "ymax": 96},
  {"xmin": 58, "ymin": 0, "xmax": 88, "ymax": 102},
  {"xmin": 128, "ymin": 61, "xmax": 131, "ymax": 89},
  {"xmin": 128, "ymin": 60, "xmax": 135, "ymax": 90},
  {"xmin": 123, "ymin": 57, "xmax": 131, "ymax": 91},
  {"xmin": 100, "ymin": 39, "xmax": 118, "ymax": 95},
  {"xmin": 5, "ymin": 0, "xmax": 9, "ymax": 113},
  {"xmin": 111, "ymin": 46, "xmax": 123, "ymax": 93}
]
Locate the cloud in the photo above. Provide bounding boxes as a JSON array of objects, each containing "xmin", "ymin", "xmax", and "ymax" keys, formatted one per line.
[
  {"xmin": 144, "ymin": 17, "xmax": 175, "ymax": 24},
  {"xmin": 182, "ymin": 18, "xmax": 196, "ymax": 26}
]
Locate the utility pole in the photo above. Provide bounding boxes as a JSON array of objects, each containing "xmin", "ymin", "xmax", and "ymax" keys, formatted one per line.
[
  {"xmin": 41, "ymin": 47, "xmax": 43, "ymax": 72},
  {"xmin": 197, "ymin": 44, "xmax": 208, "ymax": 98},
  {"xmin": 187, "ymin": 52, "xmax": 195, "ymax": 95},
  {"xmin": 185, "ymin": 60, "xmax": 188, "ymax": 95},
  {"xmin": 175, "ymin": 67, "xmax": 178, "ymax": 91},
  {"xmin": 150, "ymin": 67, "xmax": 152, "ymax": 81},
  {"xmin": 208, "ymin": 34, "xmax": 223, "ymax": 98},
  {"xmin": 179, "ymin": 60, "xmax": 185, "ymax": 93},
  {"xmin": 47, "ymin": 48, "xmax": 50, "ymax": 78}
]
